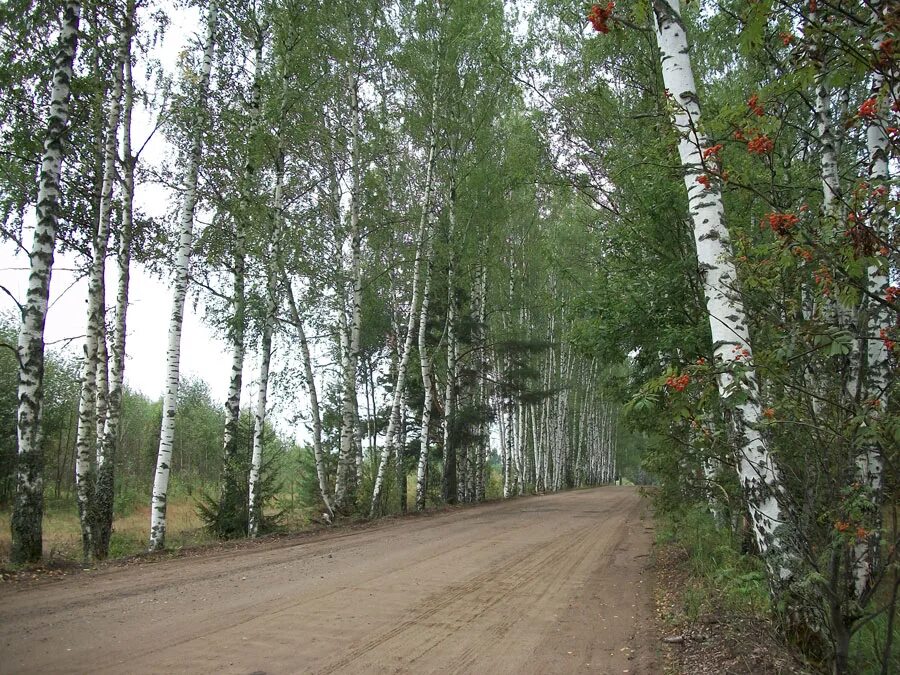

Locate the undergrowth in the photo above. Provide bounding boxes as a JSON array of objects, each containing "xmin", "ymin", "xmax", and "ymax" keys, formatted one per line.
[
  {"xmin": 656, "ymin": 503, "xmax": 770, "ymax": 620},
  {"xmin": 655, "ymin": 503, "xmax": 899, "ymax": 674}
]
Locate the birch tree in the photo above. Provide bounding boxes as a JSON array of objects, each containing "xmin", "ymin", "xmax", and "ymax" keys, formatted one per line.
[
  {"xmin": 93, "ymin": 0, "xmax": 137, "ymax": 560},
  {"xmin": 218, "ymin": 14, "xmax": 265, "ymax": 531},
  {"xmin": 149, "ymin": 2, "xmax": 218, "ymax": 552},
  {"xmin": 650, "ymin": 0, "xmax": 789, "ymax": 579},
  {"xmin": 11, "ymin": 0, "xmax": 82, "ymax": 564},
  {"xmin": 74, "ymin": 5, "xmax": 128, "ymax": 560}
]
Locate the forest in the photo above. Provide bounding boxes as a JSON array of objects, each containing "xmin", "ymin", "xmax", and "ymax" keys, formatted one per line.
[{"xmin": 1, "ymin": 0, "xmax": 897, "ymax": 672}]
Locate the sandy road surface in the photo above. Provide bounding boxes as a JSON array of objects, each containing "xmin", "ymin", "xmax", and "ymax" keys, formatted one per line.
[{"xmin": 0, "ymin": 487, "xmax": 656, "ymax": 674}]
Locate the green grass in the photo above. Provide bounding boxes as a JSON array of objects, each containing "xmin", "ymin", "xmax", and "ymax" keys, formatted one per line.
[
  {"xmin": 656, "ymin": 504, "xmax": 771, "ymax": 620},
  {"xmin": 0, "ymin": 493, "xmax": 212, "ymax": 562},
  {"xmin": 1, "ymin": 464, "xmax": 511, "ymax": 568},
  {"xmin": 848, "ymin": 591, "xmax": 900, "ymax": 674},
  {"xmin": 656, "ymin": 504, "xmax": 900, "ymax": 673}
]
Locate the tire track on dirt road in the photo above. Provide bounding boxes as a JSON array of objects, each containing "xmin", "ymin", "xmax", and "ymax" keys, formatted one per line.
[{"xmin": 0, "ymin": 487, "xmax": 656, "ymax": 675}]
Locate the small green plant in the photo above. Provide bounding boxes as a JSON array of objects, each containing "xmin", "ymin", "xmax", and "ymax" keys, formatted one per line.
[
  {"xmin": 657, "ymin": 503, "xmax": 771, "ymax": 618},
  {"xmin": 196, "ymin": 452, "xmax": 284, "ymax": 539}
]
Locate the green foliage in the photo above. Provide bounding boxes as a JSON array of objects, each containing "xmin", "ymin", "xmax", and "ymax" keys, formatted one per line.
[
  {"xmin": 657, "ymin": 504, "xmax": 771, "ymax": 619},
  {"xmin": 288, "ymin": 444, "xmax": 338, "ymax": 513},
  {"xmin": 849, "ymin": 607, "xmax": 900, "ymax": 674},
  {"xmin": 196, "ymin": 449, "xmax": 285, "ymax": 539}
]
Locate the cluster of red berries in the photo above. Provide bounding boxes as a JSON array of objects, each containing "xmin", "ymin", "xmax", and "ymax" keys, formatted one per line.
[
  {"xmin": 887, "ymin": 286, "xmax": 900, "ymax": 303},
  {"xmin": 696, "ymin": 174, "xmax": 711, "ymax": 188},
  {"xmin": 665, "ymin": 374, "xmax": 690, "ymax": 392},
  {"xmin": 858, "ymin": 97, "xmax": 879, "ymax": 119},
  {"xmin": 732, "ymin": 345, "xmax": 752, "ymax": 361},
  {"xmin": 703, "ymin": 143, "xmax": 723, "ymax": 159},
  {"xmin": 762, "ymin": 212, "xmax": 799, "ymax": 235},
  {"xmin": 747, "ymin": 94, "xmax": 765, "ymax": 116},
  {"xmin": 747, "ymin": 134, "xmax": 774, "ymax": 155},
  {"xmin": 844, "ymin": 219, "xmax": 878, "ymax": 257},
  {"xmin": 880, "ymin": 328, "xmax": 896, "ymax": 351},
  {"xmin": 877, "ymin": 38, "xmax": 894, "ymax": 66},
  {"xmin": 834, "ymin": 521, "xmax": 869, "ymax": 540},
  {"xmin": 814, "ymin": 266, "xmax": 832, "ymax": 294},
  {"xmin": 793, "ymin": 247, "xmax": 813, "ymax": 262},
  {"xmin": 587, "ymin": 2, "xmax": 615, "ymax": 33}
]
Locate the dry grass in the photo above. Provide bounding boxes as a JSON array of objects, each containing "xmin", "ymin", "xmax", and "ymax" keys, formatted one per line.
[{"xmin": 0, "ymin": 497, "xmax": 210, "ymax": 562}]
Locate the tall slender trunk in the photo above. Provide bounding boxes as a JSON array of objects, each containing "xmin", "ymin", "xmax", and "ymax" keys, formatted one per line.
[
  {"xmin": 498, "ymin": 393, "xmax": 509, "ymax": 498},
  {"xmin": 334, "ymin": 70, "xmax": 364, "ymax": 511},
  {"xmin": 12, "ymin": 0, "xmax": 82, "ymax": 564},
  {"xmin": 810, "ymin": 12, "xmax": 840, "ymax": 215},
  {"xmin": 284, "ymin": 280, "xmax": 333, "ymax": 517},
  {"xmin": 74, "ymin": 7, "xmax": 127, "ymax": 560},
  {"xmin": 442, "ymin": 172, "xmax": 458, "ymax": 504},
  {"xmin": 248, "ymin": 183, "xmax": 280, "ymax": 539},
  {"xmin": 475, "ymin": 262, "xmax": 487, "ymax": 502},
  {"xmin": 369, "ymin": 53, "xmax": 441, "ymax": 515},
  {"xmin": 652, "ymin": 0, "xmax": 789, "ymax": 582},
  {"xmin": 388, "ymin": 328, "xmax": 408, "ymax": 513},
  {"xmin": 94, "ymin": 4, "xmax": 136, "ymax": 560},
  {"xmin": 852, "ymin": 0, "xmax": 892, "ymax": 598},
  {"xmin": 221, "ymin": 31, "xmax": 264, "ymax": 518},
  {"xmin": 398, "ymin": 381, "xmax": 409, "ymax": 513},
  {"xmin": 503, "ymin": 400, "xmax": 515, "ymax": 498},
  {"xmin": 149, "ymin": 1, "xmax": 217, "ymax": 552},
  {"xmin": 415, "ymin": 234, "xmax": 436, "ymax": 512}
]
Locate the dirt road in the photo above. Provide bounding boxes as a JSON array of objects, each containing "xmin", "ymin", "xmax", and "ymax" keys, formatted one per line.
[{"xmin": 0, "ymin": 487, "xmax": 656, "ymax": 674}]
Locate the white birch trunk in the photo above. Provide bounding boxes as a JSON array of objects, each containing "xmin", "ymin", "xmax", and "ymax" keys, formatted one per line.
[
  {"xmin": 652, "ymin": 0, "xmax": 788, "ymax": 579},
  {"xmin": 284, "ymin": 280, "xmax": 333, "ymax": 517},
  {"xmin": 810, "ymin": 10, "xmax": 840, "ymax": 215},
  {"xmin": 368, "ymin": 201, "xmax": 429, "ymax": 515},
  {"xmin": 221, "ymin": 33, "xmax": 263, "ymax": 510},
  {"xmin": 503, "ymin": 403, "xmax": 514, "ymax": 498},
  {"xmin": 474, "ymin": 263, "xmax": 487, "ymax": 502},
  {"xmin": 248, "ymin": 154, "xmax": 283, "ymax": 538},
  {"xmin": 247, "ymin": 316, "xmax": 273, "ymax": 538},
  {"xmin": 95, "ymin": 6, "xmax": 135, "ymax": 559},
  {"xmin": 149, "ymin": 1, "xmax": 217, "ymax": 551},
  {"xmin": 12, "ymin": 0, "xmax": 82, "ymax": 564},
  {"xmin": 852, "ymin": 2, "xmax": 892, "ymax": 597},
  {"xmin": 74, "ymin": 14, "xmax": 126, "ymax": 559},
  {"xmin": 443, "ymin": 175, "xmax": 459, "ymax": 504},
  {"xmin": 335, "ymin": 70, "xmax": 364, "ymax": 510},
  {"xmin": 398, "ymin": 377, "xmax": 410, "ymax": 512},
  {"xmin": 498, "ymin": 396, "xmax": 509, "ymax": 498},
  {"xmin": 369, "ymin": 60, "xmax": 441, "ymax": 515},
  {"xmin": 415, "ymin": 233, "xmax": 436, "ymax": 511}
]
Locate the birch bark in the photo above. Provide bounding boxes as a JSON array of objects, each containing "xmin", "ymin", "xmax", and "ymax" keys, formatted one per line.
[
  {"xmin": 334, "ymin": 70, "xmax": 364, "ymax": 512},
  {"xmin": 442, "ymin": 172, "xmax": 458, "ymax": 505},
  {"xmin": 369, "ymin": 55, "xmax": 441, "ymax": 515},
  {"xmin": 474, "ymin": 262, "xmax": 487, "ymax": 502},
  {"xmin": 149, "ymin": 1, "xmax": 217, "ymax": 551},
  {"xmin": 221, "ymin": 30, "xmax": 264, "ymax": 518},
  {"xmin": 74, "ymin": 11, "xmax": 127, "ymax": 559},
  {"xmin": 12, "ymin": 0, "xmax": 82, "ymax": 564},
  {"xmin": 94, "ymin": 5, "xmax": 136, "ymax": 559},
  {"xmin": 415, "ymin": 232, "xmax": 436, "ymax": 512},
  {"xmin": 248, "ymin": 182, "xmax": 280, "ymax": 538},
  {"xmin": 284, "ymin": 280, "xmax": 333, "ymax": 517},
  {"xmin": 851, "ymin": 0, "xmax": 893, "ymax": 598},
  {"xmin": 652, "ymin": 0, "xmax": 788, "ymax": 578}
]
